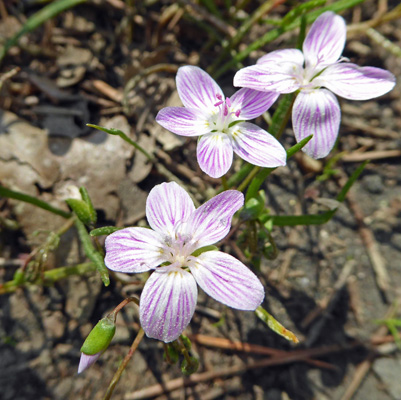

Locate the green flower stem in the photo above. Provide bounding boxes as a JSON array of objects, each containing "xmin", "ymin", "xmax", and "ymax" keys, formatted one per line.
[
  {"xmin": 74, "ymin": 218, "xmax": 110, "ymax": 286},
  {"xmin": 237, "ymin": 165, "xmax": 260, "ymax": 193},
  {"xmin": 103, "ymin": 328, "xmax": 145, "ymax": 400},
  {"xmin": 221, "ymin": 175, "xmax": 229, "ymax": 191},
  {"xmin": 269, "ymin": 94, "xmax": 296, "ymax": 140},
  {"xmin": 0, "ymin": 262, "xmax": 96, "ymax": 295},
  {"xmin": 86, "ymin": 124, "xmax": 153, "ymax": 162},
  {"xmin": 226, "ymin": 162, "xmax": 254, "ymax": 189},
  {"xmin": 214, "ymin": 0, "xmax": 366, "ymax": 79},
  {"xmin": 0, "ymin": 185, "xmax": 71, "ymax": 219}
]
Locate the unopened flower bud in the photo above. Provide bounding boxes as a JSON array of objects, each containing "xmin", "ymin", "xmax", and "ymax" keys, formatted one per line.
[{"xmin": 78, "ymin": 314, "xmax": 116, "ymax": 373}]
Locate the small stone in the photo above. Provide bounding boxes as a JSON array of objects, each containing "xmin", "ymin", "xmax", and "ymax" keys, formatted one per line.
[
  {"xmin": 43, "ymin": 311, "xmax": 66, "ymax": 339},
  {"xmin": 373, "ymin": 357, "xmax": 401, "ymax": 399},
  {"xmin": 363, "ymin": 174, "xmax": 384, "ymax": 194}
]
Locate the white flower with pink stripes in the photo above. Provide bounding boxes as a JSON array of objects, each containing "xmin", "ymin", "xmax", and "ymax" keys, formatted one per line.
[
  {"xmin": 156, "ymin": 66, "xmax": 286, "ymax": 178},
  {"xmin": 234, "ymin": 11, "xmax": 396, "ymax": 159},
  {"xmin": 105, "ymin": 182, "xmax": 264, "ymax": 343}
]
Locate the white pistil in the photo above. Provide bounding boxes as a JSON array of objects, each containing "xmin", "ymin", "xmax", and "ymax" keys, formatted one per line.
[{"xmin": 210, "ymin": 94, "xmax": 241, "ymax": 134}]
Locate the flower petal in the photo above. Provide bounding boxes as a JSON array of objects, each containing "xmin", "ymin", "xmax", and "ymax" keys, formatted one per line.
[
  {"xmin": 230, "ymin": 122, "xmax": 287, "ymax": 168},
  {"xmin": 155, "ymin": 106, "xmax": 210, "ymax": 136},
  {"xmin": 146, "ymin": 182, "xmax": 195, "ymax": 237},
  {"xmin": 185, "ymin": 190, "xmax": 244, "ymax": 247},
  {"xmin": 313, "ymin": 63, "xmax": 396, "ymax": 100},
  {"xmin": 140, "ymin": 266, "xmax": 198, "ymax": 343},
  {"xmin": 105, "ymin": 227, "xmax": 164, "ymax": 273},
  {"xmin": 303, "ymin": 12, "xmax": 346, "ymax": 70},
  {"xmin": 176, "ymin": 66, "xmax": 224, "ymax": 112},
  {"xmin": 292, "ymin": 89, "xmax": 341, "ymax": 159},
  {"xmin": 197, "ymin": 133, "xmax": 233, "ymax": 178},
  {"xmin": 229, "ymin": 88, "xmax": 279, "ymax": 120},
  {"xmin": 190, "ymin": 251, "xmax": 264, "ymax": 310},
  {"xmin": 233, "ymin": 63, "xmax": 301, "ymax": 94},
  {"xmin": 78, "ymin": 352, "xmax": 102, "ymax": 374},
  {"xmin": 257, "ymin": 48, "xmax": 304, "ymax": 66}
]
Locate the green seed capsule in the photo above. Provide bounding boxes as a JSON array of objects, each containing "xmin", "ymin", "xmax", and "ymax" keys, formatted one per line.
[{"xmin": 80, "ymin": 314, "xmax": 116, "ymax": 355}]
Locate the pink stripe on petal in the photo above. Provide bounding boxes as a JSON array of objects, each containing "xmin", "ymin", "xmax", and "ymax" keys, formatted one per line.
[
  {"xmin": 234, "ymin": 64, "xmax": 301, "ymax": 94},
  {"xmin": 155, "ymin": 106, "xmax": 210, "ymax": 136},
  {"xmin": 140, "ymin": 266, "xmax": 197, "ymax": 343},
  {"xmin": 146, "ymin": 182, "xmax": 195, "ymax": 236},
  {"xmin": 176, "ymin": 66, "xmax": 224, "ymax": 112},
  {"xmin": 105, "ymin": 227, "xmax": 164, "ymax": 273},
  {"xmin": 196, "ymin": 133, "xmax": 233, "ymax": 178},
  {"xmin": 303, "ymin": 12, "xmax": 346, "ymax": 69},
  {"xmin": 190, "ymin": 251, "xmax": 264, "ymax": 310},
  {"xmin": 231, "ymin": 122, "xmax": 287, "ymax": 168},
  {"xmin": 314, "ymin": 63, "xmax": 396, "ymax": 100},
  {"xmin": 186, "ymin": 190, "xmax": 244, "ymax": 247},
  {"xmin": 292, "ymin": 89, "xmax": 341, "ymax": 159},
  {"xmin": 229, "ymin": 88, "xmax": 279, "ymax": 120}
]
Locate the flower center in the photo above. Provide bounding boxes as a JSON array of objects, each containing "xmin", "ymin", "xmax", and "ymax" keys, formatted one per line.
[
  {"xmin": 161, "ymin": 229, "xmax": 198, "ymax": 269},
  {"xmin": 209, "ymin": 94, "xmax": 241, "ymax": 133}
]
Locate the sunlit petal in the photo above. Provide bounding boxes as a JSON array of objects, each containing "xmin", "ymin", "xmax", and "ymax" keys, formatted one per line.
[
  {"xmin": 190, "ymin": 251, "xmax": 264, "ymax": 310},
  {"xmin": 313, "ymin": 63, "xmax": 396, "ymax": 100},
  {"xmin": 140, "ymin": 266, "xmax": 197, "ymax": 343},
  {"xmin": 234, "ymin": 63, "xmax": 301, "ymax": 94},
  {"xmin": 156, "ymin": 106, "xmax": 210, "ymax": 136},
  {"xmin": 146, "ymin": 182, "xmax": 195, "ymax": 237},
  {"xmin": 257, "ymin": 48, "xmax": 304, "ymax": 66},
  {"xmin": 231, "ymin": 122, "xmax": 286, "ymax": 168},
  {"xmin": 185, "ymin": 190, "xmax": 244, "ymax": 247},
  {"xmin": 196, "ymin": 133, "xmax": 233, "ymax": 178},
  {"xmin": 105, "ymin": 228, "xmax": 164, "ymax": 273},
  {"xmin": 229, "ymin": 88, "xmax": 279, "ymax": 120},
  {"xmin": 176, "ymin": 66, "xmax": 224, "ymax": 112},
  {"xmin": 292, "ymin": 89, "xmax": 341, "ymax": 159},
  {"xmin": 303, "ymin": 12, "xmax": 346, "ymax": 70}
]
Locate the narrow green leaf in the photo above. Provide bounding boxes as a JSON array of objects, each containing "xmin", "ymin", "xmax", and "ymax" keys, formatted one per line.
[
  {"xmin": 90, "ymin": 226, "xmax": 123, "ymax": 236},
  {"xmin": 75, "ymin": 218, "xmax": 109, "ymax": 286},
  {"xmin": 0, "ymin": 0, "xmax": 87, "ymax": 63},
  {"xmin": 66, "ymin": 198, "xmax": 93, "ymax": 227},
  {"xmin": 87, "ymin": 123, "xmax": 153, "ymax": 161},
  {"xmin": 200, "ymin": 0, "xmax": 222, "ymax": 18},
  {"xmin": 0, "ymin": 185, "xmax": 71, "ymax": 219},
  {"xmin": 79, "ymin": 187, "xmax": 97, "ymax": 225},
  {"xmin": 269, "ymin": 93, "xmax": 296, "ymax": 139},
  {"xmin": 191, "ymin": 245, "xmax": 218, "ymax": 257},
  {"xmin": 263, "ymin": 160, "xmax": 368, "ymax": 226},
  {"xmin": 255, "ymin": 306, "xmax": 299, "ymax": 343},
  {"xmin": 336, "ymin": 160, "xmax": 369, "ymax": 202},
  {"xmin": 281, "ymin": 0, "xmax": 326, "ymax": 26}
]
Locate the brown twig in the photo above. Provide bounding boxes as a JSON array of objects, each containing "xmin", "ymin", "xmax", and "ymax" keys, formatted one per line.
[
  {"xmin": 189, "ymin": 334, "xmax": 336, "ymax": 370},
  {"xmin": 125, "ymin": 342, "xmax": 362, "ymax": 399},
  {"xmin": 342, "ymin": 149, "xmax": 401, "ymax": 163}
]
